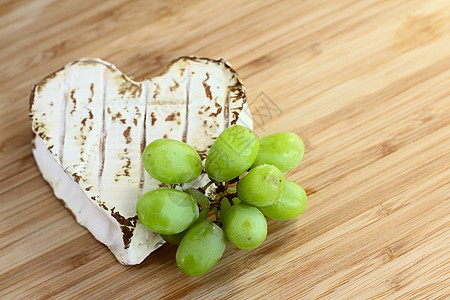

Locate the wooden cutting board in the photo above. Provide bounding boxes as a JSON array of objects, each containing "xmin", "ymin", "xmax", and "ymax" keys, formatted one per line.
[{"xmin": 1, "ymin": 0, "xmax": 449, "ymax": 298}]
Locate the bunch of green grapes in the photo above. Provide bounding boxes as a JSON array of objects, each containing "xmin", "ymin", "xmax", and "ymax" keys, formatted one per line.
[{"xmin": 137, "ymin": 125, "xmax": 307, "ymax": 276}]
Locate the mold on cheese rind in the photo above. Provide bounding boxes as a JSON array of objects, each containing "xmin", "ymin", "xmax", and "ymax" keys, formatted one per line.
[{"xmin": 30, "ymin": 57, "xmax": 252, "ymax": 265}]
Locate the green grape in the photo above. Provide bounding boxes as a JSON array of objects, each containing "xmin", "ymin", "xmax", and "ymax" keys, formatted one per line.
[
  {"xmin": 230, "ymin": 196, "xmax": 241, "ymax": 205},
  {"xmin": 205, "ymin": 125, "xmax": 259, "ymax": 182},
  {"xmin": 183, "ymin": 188, "xmax": 210, "ymax": 206},
  {"xmin": 224, "ymin": 203, "xmax": 267, "ymax": 249},
  {"xmin": 136, "ymin": 189, "xmax": 199, "ymax": 235},
  {"xmin": 220, "ymin": 197, "xmax": 232, "ymax": 223},
  {"xmin": 252, "ymin": 132, "xmax": 305, "ymax": 172},
  {"xmin": 176, "ymin": 220, "xmax": 226, "ymax": 276},
  {"xmin": 260, "ymin": 180, "xmax": 307, "ymax": 220},
  {"xmin": 237, "ymin": 164, "xmax": 286, "ymax": 207},
  {"xmin": 196, "ymin": 208, "xmax": 209, "ymax": 223},
  {"xmin": 220, "ymin": 196, "xmax": 241, "ymax": 228},
  {"xmin": 161, "ymin": 230, "xmax": 187, "ymax": 245},
  {"xmin": 142, "ymin": 138, "xmax": 202, "ymax": 184},
  {"xmin": 161, "ymin": 208, "xmax": 209, "ymax": 244}
]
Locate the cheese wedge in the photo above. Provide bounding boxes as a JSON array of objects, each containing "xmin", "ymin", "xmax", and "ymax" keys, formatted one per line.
[{"xmin": 30, "ymin": 57, "xmax": 253, "ymax": 265}]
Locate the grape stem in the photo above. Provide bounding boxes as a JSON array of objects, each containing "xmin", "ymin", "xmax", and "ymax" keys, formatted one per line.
[{"xmin": 196, "ymin": 178, "xmax": 239, "ymax": 226}]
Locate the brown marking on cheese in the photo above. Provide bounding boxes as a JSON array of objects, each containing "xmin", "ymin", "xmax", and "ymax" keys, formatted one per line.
[
  {"xmin": 121, "ymin": 226, "xmax": 133, "ymax": 249},
  {"xmin": 70, "ymin": 89, "xmax": 76, "ymax": 114},
  {"xmin": 110, "ymin": 208, "xmax": 138, "ymax": 227},
  {"xmin": 88, "ymin": 83, "xmax": 94, "ymax": 103},
  {"xmin": 202, "ymin": 73, "xmax": 212, "ymax": 100},
  {"xmin": 229, "ymin": 82, "xmax": 246, "ymax": 103},
  {"xmin": 118, "ymin": 79, "xmax": 142, "ymax": 98},
  {"xmin": 170, "ymin": 79, "xmax": 180, "ymax": 92},
  {"xmin": 50, "ymin": 101, "xmax": 54, "ymax": 106},
  {"xmin": 48, "ymin": 145, "xmax": 54, "ymax": 150},
  {"xmin": 151, "ymin": 112, "xmax": 157, "ymax": 125},
  {"xmin": 197, "ymin": 150, "xmax": 207, "ymax": 160},
  {"xmin": 163, "ymin": 134, "xmax": 168, "ymax": 138},
  {"xmin": 198, "ymin": 110, "xmax": 203, "ymax": 115},
  {"xmin": 107, "ymin": 107, "xmax": 111, "ymax": 114},
  {"xmin": 109, "ymin": 208, "xmax": 139, "ymax": 249},
  {"xmin": 120, "ymin": 119, "xmax": 126, "ymax": 124},
  {"xmin": 153, "ymin": 83, "xmax": 160, "ymax": 98},
  {"xmin": 35, "ymin": 69, "xmax": 60, "ymax": 94},
  {"xmin": 89, "ymin": 110, "xmax": 94, "ymax": 119},
  {"xmin": 72, "ymin": 173, "xmax": 82, "ymax": 183},
  {"xmin": 81, "ymin": 118, "xmax": 87, "ymax": 126},
  {"xmin": 123, "ymin": 126, "xmax": 132, "ymax": 144},
  {"xmin": 133, "ymin": 118, "xmax": 138, "ymax": 126},
  {"xmin": 35, "ymin": 122, "xmax": 51, "ymax": 141},
  {"xmin": 165, "ymin": 113, "xmax": 177, "ymax": 121},
  {"xmin": 226, "ymin": 66, "xmax": 247, "ymax": 126},
  {"xmin": 123, "ymin": 158, "xmax": 131, "ymax": 176},
  {"xmin": 203, "ymin": 120, "xmax": 208, "ymax": 126},
  {"xmin": 34, "ymin": 122, "xmax": 45, "ymax": 132},
  {"xmin": 112, "ymin": 112, "xmax": 122, "ymax": 121},
  {"xmin": 100, "ymin": 203, "xmax": 108, "ymax": 210},
  {"xmin": 209, "ymin": 102, "xmax": 223, "ymax": 117},
  {"xmin": 135, "ymin": 106, "xmax": 141, "ymax": 117},
  {"xmin": 205, "ymin": 106, "xmax": 210, "ymax": 112},
  {"xmin": 85, "ymin": 186, "xmax": 93, "ymax": 191},
  {"xmin": 231, "ymin": 111, "xmax": 240, "ymax": 125}
]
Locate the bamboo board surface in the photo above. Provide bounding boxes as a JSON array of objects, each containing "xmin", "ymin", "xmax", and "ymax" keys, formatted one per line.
[{"xmin": 1, "ymin": 0, "xmax": 449, "ymax": 299}]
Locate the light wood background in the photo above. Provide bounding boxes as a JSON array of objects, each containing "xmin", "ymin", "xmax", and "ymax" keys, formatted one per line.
[{"xmin": 1, "ymin": 0, "xmax": 449, "ymax": 299}]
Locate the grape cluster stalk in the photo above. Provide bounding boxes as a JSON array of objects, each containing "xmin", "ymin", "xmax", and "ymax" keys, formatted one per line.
[{"xmin": 137, "ymin": 125, "xmax": 307, "ymax": 276}]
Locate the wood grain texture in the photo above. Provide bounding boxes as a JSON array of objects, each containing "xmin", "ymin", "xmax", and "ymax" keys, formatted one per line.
[{"xmin": 1, "ymin": 0, "xmax": 449, "ymax": 299}]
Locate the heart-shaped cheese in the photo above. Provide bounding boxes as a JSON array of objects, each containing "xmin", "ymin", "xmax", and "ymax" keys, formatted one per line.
[{"xmin": 30, "ymin": 57, "xmax": 253, "ymax": 265}]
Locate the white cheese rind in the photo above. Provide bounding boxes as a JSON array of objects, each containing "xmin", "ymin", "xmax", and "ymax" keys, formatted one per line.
[
  {"xmin": 30, "ymin": 57, "xmax": 252, "ymax": 265},
  {"xmin": 32, "ymin": 136, "xmax": 164, "ymax": 264},
  {"xmin": 101, "ymin": 66, "xmax": 147, "ymax": 219},
  {"xmin": 63, "ymin": 62, "xmax": 106, "ymax": 202}
]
